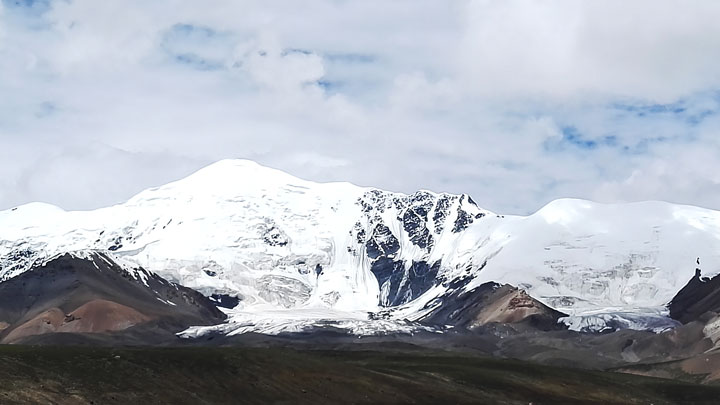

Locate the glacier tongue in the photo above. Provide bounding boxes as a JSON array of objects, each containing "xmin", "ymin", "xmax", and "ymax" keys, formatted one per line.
[
  {"xmin": 559, "ymin": 307, "xmax": 682, "ymax": 333},
  {"xmin": 2, "ymin": 159, "xmax": 720, "ymax": 335}
]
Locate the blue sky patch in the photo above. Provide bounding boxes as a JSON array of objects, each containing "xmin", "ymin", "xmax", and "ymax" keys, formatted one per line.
[
  {"xmin": 1, "ymin": 0, "xmax": 52, "ymax": 28},
  {"xmin": 1, "ymin": 0, "xmax": 50, "ymax": 11},
  {"xmin": 161, "ymin": 23, "xmax": 235, "ymax": 71},
  {"xmin": 173, "ymin": 54, "xmax": 224, "ymax": 71},
  {"xmin": 613, "ymin": 101, "xmax": 686, "ymax": 116},
  {"xmin": 552, "ymin": 126, "xmax": 618, "ymax": 151}
]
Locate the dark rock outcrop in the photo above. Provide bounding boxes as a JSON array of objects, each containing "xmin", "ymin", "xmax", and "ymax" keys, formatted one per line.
[
  {"xmin": 352, "ymin": 190, "xmax": 487, "ymax": 307},
  {"xmin": 420, "ymin": 281, "xmax": 567, "ymax": 331},
  {"xmin": 669, "ymin": 268, "xmax": 720, "ymax": 324},
  {"xmin": 0, "ymin": 251, "xmax": 226, "ymax": 344}
]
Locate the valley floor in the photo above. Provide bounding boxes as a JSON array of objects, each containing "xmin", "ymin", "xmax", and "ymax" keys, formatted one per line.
[{"xmin": 0, "ymin": 345, "xmax": 718, "ymax": 404}]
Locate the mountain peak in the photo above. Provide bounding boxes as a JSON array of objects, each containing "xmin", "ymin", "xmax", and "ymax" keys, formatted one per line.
[
  {"xmin": 126, "ymin": 159, "xmax": 321, "ymax": 205},
  {"xmin": 3, "ymin": 158, "xmax": 720, "ymax": 337},
  {"xmin": 172, "ymin": 158, "xmax": 303, "ymax": 187}
]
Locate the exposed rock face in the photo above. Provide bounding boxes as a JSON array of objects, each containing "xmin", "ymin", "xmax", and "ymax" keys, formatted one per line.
[
  {"xmin": 0, "ymin": 252, "xmax": 226, "ymax": 344},
  {"xmin": 3, "ymin": 300, "xmax": 152, "ymax": 343},
  {"xmin": 353, "ymin": 190, "xmax": 485, "ymax": 307},
  {"xmin": 419, "ymin": 281, "xmax": 567, "ymax": 331},
  {"xmin": 668, "ymin": 268, "xmax": 720, "ymax": 324},
  {"xmin": 2, "ymin": 309, "xmax": 65, "ymax": 343},
  {"xmin": 61, "ymin": 299, "xmax": 152, "ymax": 332}
]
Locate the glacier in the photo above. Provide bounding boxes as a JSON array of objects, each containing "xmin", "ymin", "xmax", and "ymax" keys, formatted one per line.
[{"xmin": 2, "ymin": 159, "xmax": 720, "ymax": 335}]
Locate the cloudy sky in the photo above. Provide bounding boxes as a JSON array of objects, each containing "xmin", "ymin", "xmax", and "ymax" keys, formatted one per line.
[{"xmin": 1, "ymin": 0, "xmax": 720, "ymax": 214}]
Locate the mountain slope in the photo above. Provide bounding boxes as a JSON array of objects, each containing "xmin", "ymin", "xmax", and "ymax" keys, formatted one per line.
[
  {"xmin": 0, "ymin": 251, "xmax": 225, "ymax": 344},
  {"xmin": 418, "ymin": 281, "xmax": 567, "ymax": 331},
  {"xmin": 2, "ymin": 159, "xmax": 720, "ymax": 335},
  {"xmin": 669, "ymin": 268, "xmax": 720, "ymax": 324}
]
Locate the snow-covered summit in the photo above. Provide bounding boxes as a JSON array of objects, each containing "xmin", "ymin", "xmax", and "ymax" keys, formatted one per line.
[{"xmin": 2, "ymin": 159, "xmax": 720, "ymax": 334}]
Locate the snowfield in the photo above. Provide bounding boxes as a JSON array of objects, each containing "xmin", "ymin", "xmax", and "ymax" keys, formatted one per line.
[{"xmin": 2, "ymin": 159, "xmax": 720, "ymax": 335}]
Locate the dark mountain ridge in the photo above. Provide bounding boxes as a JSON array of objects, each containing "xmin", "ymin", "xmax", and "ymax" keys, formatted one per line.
[
  {"xmin": 669, "ymin": 267, "xmax": 720, "ymax": 324},
  {"xmin": 0, "ymin": 251, "xmax": 225, "ymax": 344}
]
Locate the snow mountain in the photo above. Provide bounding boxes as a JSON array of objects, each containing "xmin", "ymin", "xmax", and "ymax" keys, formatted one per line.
[{"xmin": 2, "ymin": 159, "xmax": 720, "ymax": 335}]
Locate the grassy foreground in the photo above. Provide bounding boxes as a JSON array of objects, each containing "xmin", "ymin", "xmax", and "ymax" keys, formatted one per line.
[{"xmin": 0, "ymin": 345, "xmax": 718, "ymax": 404}]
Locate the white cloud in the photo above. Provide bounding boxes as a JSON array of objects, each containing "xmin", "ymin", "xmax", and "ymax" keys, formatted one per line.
[
  {"xmin": 1, "ymin": 0, "xmax": 720, "ymax": 214},
  {"xmin": 458, "ymin": 0, "xmax": 720, "ymax": 102},
  {"xmin": 231, "ymin": 37, "xmax": 325, "ymax": 91}
]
